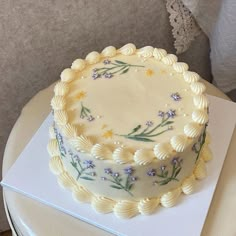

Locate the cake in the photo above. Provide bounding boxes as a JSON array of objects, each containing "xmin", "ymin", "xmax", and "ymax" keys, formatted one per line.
[{"xmin": 47, "ymin": 43, "xmax": 212, "ymax": 218}]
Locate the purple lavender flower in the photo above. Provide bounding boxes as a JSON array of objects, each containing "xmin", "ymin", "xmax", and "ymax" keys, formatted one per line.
[
  {"xmin": 101, "ymin": 177, "xmax": 107, "ymax": 181},
  {"xmin": 131, "ymin": 176, "xmax": 138, "ymax": 181},
  {"xmin": 103, "ymin": 59, "xmax": 111, "ymax": 64},
  {"xmin": 113, "ymin": 172, "xmax": 120, "ymax": 177},
  {"xmin": 92, "ymin": 72, "xmax": 100, "ymax": 80},
  {"xmin": 104, "ymin": 73, "xmax": 113, "ymax": 79},
  {"xmin": 146, "ymin": 120, "xmax": 154, "ymax": 127},
  {"xmin": 83, "ymin": 160, "xmax": 95, "ymax": 169},
  {"xmin": 166, "ymin": 109, "xmax": 176, "ymax": 118},
  {"xmin": 87, "ymin": 115, "xmax": 95, "ymax": 122},
  {"xmin": 171, "ymin": 92, "xmax": 182, "ymax": 101},
  {"xmin": 158, "ymin": 111, "xmax": 165, "ymax": 118},
  {"xmin": 147, "ymin": 169, "xmax": 156, "ymax": 177},
  {"xmin": 124, "ymin": 166, "xmax": 134, "ymax": 175},
  {"xmin": 104, "ymin": 168, "xmax": 113, "ymax": 175},
  {"xmin": 171, "ymin": 157, "xmax": 183, "ymax": 166}
]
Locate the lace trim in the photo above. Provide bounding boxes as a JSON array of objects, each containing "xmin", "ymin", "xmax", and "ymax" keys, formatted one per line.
[{"xmin": 166, "ymin": 0, "xmax": 201, "ymax": 54}]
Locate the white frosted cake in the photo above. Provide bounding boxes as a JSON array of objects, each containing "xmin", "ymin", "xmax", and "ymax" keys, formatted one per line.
[{"xmin": 47, "ymin": 43, "xmax": 212, "ymax": 218}]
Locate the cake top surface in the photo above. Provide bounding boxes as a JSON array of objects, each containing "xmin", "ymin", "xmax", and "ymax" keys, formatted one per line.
[{"xmin": 51, "ymin": 44, "xmax": 209, "ymax": 164}]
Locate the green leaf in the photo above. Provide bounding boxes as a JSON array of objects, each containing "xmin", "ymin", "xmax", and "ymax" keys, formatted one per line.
[
  {"xmin": 132, "ymin": 125, "xmax": 142, "ymax": 133},
  {"xmin": 159, "ymin": 179, "xmax": 170, "ymax": 185},
  {"xmin": 71, "ymin": 162, "xmax": 77, "ymax": 168},
  {"xmin": 162, "ymin": 121, "xmax": 174, "ymax": 126},
  {"xmin": 61, "ymin": 153, "xmax": 65, "ymax": 158},
  {"xmin": 115, "ymin": 60, "xmax": 126, "ymax": 64},
  {"xmin": 126, "ymin": 136, "xmax": 154, "ymax": 142},
  {"xmin": 110, "ymin": 185, "xmax": 122, "ymax": 189},
  {"xmin": 118, "ymin": 178, "xmax": 123, "ymax": 182},
  {"xmin": 174, "ymin": 168, "xmax": 182, "ymax": 178},
  {"xmin": 80, "ymin": 176, "xmax": 94, "ymax": 181},
  {"xmin": 121, "ymin": 68, "xmax": 129, "ymax": 74},
  {"xmin": 128, "ymin": 183, "xmax": 133, "ymax": 190},
  {"xmin": 156, "ymin": 174, "xmax": 165, "ymax": 178},
  {"xmin": 164, "ymin": 171, "xmax": 168, "ymax": 177}
]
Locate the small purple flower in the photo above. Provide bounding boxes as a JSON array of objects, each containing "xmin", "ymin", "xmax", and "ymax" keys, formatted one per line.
[
  {"xmin": 87, "ymin": 115, "xmax": 95, "ymax": 122},
  {"xmin": 171, "ymin": 157, "xmax": 183, "ymax": 166},
  {"xmin": 104, "ymin": 168, "xmax": 113, "ymax": 175},
  {"xmin": 101, "ymin": 177, "xmax": 107, "ymax": 181},
  {"xmin": 166, "ymin": 109, "xmax": 176, "ymax": 118},
  {"xmin": 171, "ymin": 92, "xmax": 182, "ymax": 101},
  {"xmin": 104, "ymin": 73, "xmax": 113, "ymax": 79},
  {"xmin": 83, "ymin": 160, "xmax": 95, "ymax": 169},
  {"xmin": 161, "ymin": 165, "xmax": 166, "ymax": 171},
  {"xmin": 113, "ymin": 172, "xmax": 120, "ymax": 177},
  {"xmin": 92, "ymin": 72, "xmax": 100, "ymax": 80},
  {"xmin": 146, "ymin": 120, "xmax": 153, "ymax": 127},
  {"xmin": 124, "ymin": 166, "xmax": 134, "ymax": 175},
  {"xmin": 103, "ymin": 59, "xmax": 111, "ymax": 65},
  {"xmin": 131, "ymin": 176, "xmax": 138, "ymax": 181},
  {"xmin": 147, "ymin": 169, "xmax": 156, "ymax": 177},
  {"xmin": 158, "ymin": 111, "xmax": 165, "ymax": 117}
]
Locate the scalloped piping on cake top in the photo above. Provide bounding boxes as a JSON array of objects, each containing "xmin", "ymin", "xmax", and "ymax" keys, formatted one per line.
[
  {"xmin": 47, "ymin": 130, "xmax": 212, "ymax": 219},
  {"xmin": 50, "ymin": 43, "xmax": 209, "ymax": 165}
]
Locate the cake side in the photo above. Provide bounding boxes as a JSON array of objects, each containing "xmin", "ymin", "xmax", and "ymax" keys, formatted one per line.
[{"xmin": 47, "ymin": 124, "xmax": 212, "ymax": 218}]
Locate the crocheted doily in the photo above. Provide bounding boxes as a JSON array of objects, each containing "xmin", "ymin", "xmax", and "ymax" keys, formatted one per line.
[{"xmin": 166, "ymin": 0, "xmax": 201, "ymax": 54}]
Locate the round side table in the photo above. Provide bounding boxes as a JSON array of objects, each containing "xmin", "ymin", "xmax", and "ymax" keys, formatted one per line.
[{"xmin": 2, "ymin": 81, "xmax": 236, "ymax": 236}]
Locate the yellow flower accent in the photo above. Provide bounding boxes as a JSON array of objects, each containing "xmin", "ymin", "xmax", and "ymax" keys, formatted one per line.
[
  {"xmin": 76, "ymin": 91, "xmax": 86, "ymax": 100},
  {"xmin": 101, "ymin": 124, "xmax": 107, "ymax": 130},
  {"xmin": 146, "ymin": 69, "xmax": 154, "ymax": 77},
  {"xmin": 102, "ymin": 130, "xmax": 113, "ymax": 139}
]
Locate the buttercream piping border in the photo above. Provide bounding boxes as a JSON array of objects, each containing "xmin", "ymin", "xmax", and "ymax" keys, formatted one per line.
[
  {"xmin": 47, "ymin": 134, "xmax": 212, "ymax": 219},
  {"xmin": 51, "ymin": 43, "xmax": 209, "ymax": 165}
]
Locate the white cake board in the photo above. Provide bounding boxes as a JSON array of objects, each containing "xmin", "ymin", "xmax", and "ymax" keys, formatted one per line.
[{"xmin": 1, "ymin": 95, "xmax": 236, "ymax": 236}]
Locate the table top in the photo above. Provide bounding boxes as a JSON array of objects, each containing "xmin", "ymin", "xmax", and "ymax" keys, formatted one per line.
[{"xmin": 2, "ymin": 81, "xmax": 236, "ymax": 236}]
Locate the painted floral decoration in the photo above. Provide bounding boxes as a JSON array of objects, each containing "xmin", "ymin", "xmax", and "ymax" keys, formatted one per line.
[
  {"xmin": 68, "ymin": 149, "xmax": 96, "ymax": 181},
  {"xmin": 80, "ymin": 102, "xmax": 95, "ymax": 122},
  {"xmin": 101, "ymin": 166, "xmax": 137, "ymax": 196},
  {"xmin": 147, "ymin": 157, "xmax": 183, "ymax": 185},
  {"xmin": 92, "ymin": 60, "xmax": 144, "ymax": 80},
  {"xmin": 171, "ymin": 92, "xmax": 182, "ymax": 101},
  {"xmin": 146, "ymin": 69, "xmax": 154, "ymax": 76},
  {"xmin": 102, "ymin": 129, "xmax": 114, "ymax": 139},
  {"xmin": 54, "ymin": 126, "xmax": 67, "ymax": 158},
  {"xmin": 76, "ymin": 91, "xmax": 86, "ymax": 100},
  {"xmin": 192, "ymin": 124, "xmax": 207, "ymax": 162},
  {"xmin": 117, "ymin": 109, "xmax": 176, "ymax": 142}
]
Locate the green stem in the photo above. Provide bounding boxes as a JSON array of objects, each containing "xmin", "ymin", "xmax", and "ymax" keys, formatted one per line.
[
  {"xmin": 144, "ymin": 117, "xmax": 169, "ymax": 135},
  {"xmin": 144, "ymin": 128, "xmax": 169, "ymax": 137},
  {"xmin": 109, "ymin": 175, "xmax": 133, "ymax": 196},
  {"xmin": 195, "ymin": 128, "xmax": 207, "ymax": 162},
  {"xmin": 110, "ymin": 66, "xmax": 127, "ymax": 75}
]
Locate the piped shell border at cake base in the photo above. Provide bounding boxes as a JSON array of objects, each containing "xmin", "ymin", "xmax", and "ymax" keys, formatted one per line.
[
  {"xmin": 47, "ymin": 128, "xmax": 213, "ymax": 219},
  {"xmin": 50, "ymin": 43, "xmax": 209, "ymax": 166}
]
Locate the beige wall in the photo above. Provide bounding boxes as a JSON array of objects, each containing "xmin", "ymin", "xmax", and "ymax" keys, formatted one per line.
[{"xmin": 0, "ymin": 0, "xmax": 212, "ymax": 231}]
